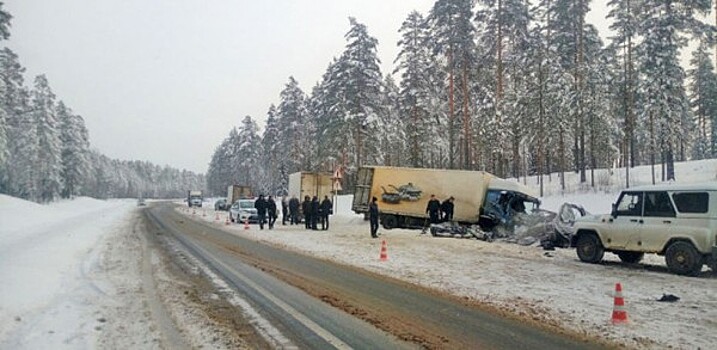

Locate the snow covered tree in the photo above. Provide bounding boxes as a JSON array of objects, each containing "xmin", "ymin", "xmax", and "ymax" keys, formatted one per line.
[
  {"xmin": 261, "ymin": 104, "xmax": 282, "ymax": 193},
  {"xmin": 606, "ymin": 0, "xmax": 640, "ymax": 187},
  {"xmin": 637, "ymin": 0, "xmax": 713, "ymax": 181},
  {"xmin": 688, "ymin": 40, "xmax": 717, "ymax": 159},
  {"xmin": 31, "ymin": 75, "xmax": 63, "ymax": 202},
  {"xmin": 57, "ymin": 101, "xmax": 90, "ymax": 198},
  {"xmin": 338, "ymin": 17, "xmax": 384, "ymax": 170},
  {"xmin": 275, "ymin": 77, "xmax": 308, "ymax": 176},
  {"xmin": 394, "ymin": 10, "xmax": 437, "ymax": 167},
  {"xmin": 376, "ymin": 75, "xmax": 405, "ymax": 166},
  {"xmin": 428, "ymin": 0, "xmax": 476, "ymax": 169},
  {"xmin": 475, "ymin": 0, "xmax": 532, "ymax": 177},
  {"xmin": 235, "ymin": 115, "xmax": 262, "ymax": 192}
]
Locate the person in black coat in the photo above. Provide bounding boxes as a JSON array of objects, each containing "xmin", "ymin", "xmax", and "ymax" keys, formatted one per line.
[
  {"xmin": 320, "ymin": 195, "xmax": 333, "ymax": 230},
  {"xmin": 281, "ymin": 197, "xmax": 288, "ymax": 225},
  {"xmin": 254, "ymin": 195, "xmax": 267, "ymax": 230},
  {"xmin": 369, "ymin": 196, "xmax": 379, "ymax": 238},
  {"xmin": 310, "ymin": 196, "xmax": 320, "ymax": 230},
  {"xmin": 302, "ymin": 196, "xmax": 311, "ymax": 229},
  {"xmin": 267, "ymin": 196, "xmax": 277, "ymax": 229},
  {"xmin": 289, "ymin": 196, "xmax": 300, "ymax": 225},
  {"xmin": 426, "ymin": 194, "xmax": 441, "ymax": 225},
  {"xmin": 441, "ymin": 196, "xmax": 455, "ymax": 222}
]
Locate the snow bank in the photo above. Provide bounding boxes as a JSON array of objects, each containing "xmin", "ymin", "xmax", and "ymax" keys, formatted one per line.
[{"xmin": 0, "ymin": 195, "xmax": 136, "ymax": 348}]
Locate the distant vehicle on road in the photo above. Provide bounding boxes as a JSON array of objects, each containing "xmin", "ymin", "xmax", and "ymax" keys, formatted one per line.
[
  {"xmin": 137, "ymin": 198, "xmax": 146, "ymax": 206},
  {"xmin": 573, "ymin": 183, "xmax": 717, "ymax": 276},
  {"xmin": 187, "ymin": 190, "xmax": 203, "ymax": 208},
  {"xmin": 214, "ymin": 198, "xmax": 229, "ymax": 211},
  {"xmin": 229, "ymin": 198, "xmax": 258, "ymax": 223}
]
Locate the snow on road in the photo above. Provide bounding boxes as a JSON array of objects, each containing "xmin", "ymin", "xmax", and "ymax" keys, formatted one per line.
[{"xmin": 183, "ymin": 190, "xmax": 717, "ymax": 350}]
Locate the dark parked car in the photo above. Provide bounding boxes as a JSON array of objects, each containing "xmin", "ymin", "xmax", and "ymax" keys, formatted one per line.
[{"xmin": 214, "ymin": 198, "xmax": 229, "ymax": 211}]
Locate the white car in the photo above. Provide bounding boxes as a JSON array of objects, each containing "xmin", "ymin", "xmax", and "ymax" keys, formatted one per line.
[
  {"xmin": 572, "ymin": 183, "xmax": 717, "ymax": 276},
  {"xmin": 229, "ymin": 199, "xmax": 258, "ymax": 224}
]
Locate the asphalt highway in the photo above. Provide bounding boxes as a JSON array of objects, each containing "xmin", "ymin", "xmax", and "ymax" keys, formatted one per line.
[{"xmin": 145, "ymin": 203, "xmax": 607, "ymax": 350}]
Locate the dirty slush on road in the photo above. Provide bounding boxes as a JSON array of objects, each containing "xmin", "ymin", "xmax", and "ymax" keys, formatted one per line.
[{"xmin": 99, "ymin": 210, "xmax": 271, "ymax": 349}]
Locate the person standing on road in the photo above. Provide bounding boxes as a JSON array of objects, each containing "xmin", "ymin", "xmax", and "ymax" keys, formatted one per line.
[
  {"xmin": 441, "ymin": 196, "xmax": 455, "ymax": 222},
  {"xmin": 289, "ymin": 195, "xmax": 300, "ymax": 225},
  {"xmin": 302, "ymin": 196, "xmax": 312, "ymax": 229},
  {"xmin": 255, "ymin": 195, "xmax": 267, "ymax": 230},
  {"xmin": 369, "ymin": 196, "xmax": 379, "ymax": 238},
  {"xmin": 320, "ymin": 195, "xmax": 332, "ymax": 230},
  {"xmin": 267, "ymin": 196, "xmax": 277, "ymax": 229},
  {"xmin": 310, "ymin": 196, "xmax": 320, "ymax": 230},
  {"xmin": 281, "ymin": 197, "xmax": 289, "ymax": 225},
  {"xmin": 426, "ymin": 194, "xmax": 441, "ymax": 225}
]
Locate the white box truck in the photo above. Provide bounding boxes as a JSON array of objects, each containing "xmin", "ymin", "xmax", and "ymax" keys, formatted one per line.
[{"xmin": 227, "ymin": 185, "xmax": 252, "ymax": 205}]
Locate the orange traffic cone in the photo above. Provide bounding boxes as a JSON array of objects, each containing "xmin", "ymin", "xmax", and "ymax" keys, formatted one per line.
[
  {"xmin": 379, "ymin": 240, "xmax": 388, "ymax": 261},
  {"xmin": 244, "ymin": 218, "xmax": 249, "ymax": 230},
  {"xmin": 215, "ymin": 212, "xmax": 220, "ymax": 221},
  {"xmin": 225, "ymin": 214, "xmax": 230, "ymax": 225},
  {"xmin": 611, "ymin": 283, "xmax": 628, "ymax": 325},
  {"xmin": 192, "ymin": 209, "xmax": 196, "ymax": 215}
]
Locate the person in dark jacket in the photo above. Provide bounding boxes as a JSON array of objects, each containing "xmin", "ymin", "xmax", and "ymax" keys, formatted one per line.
[
  {"xmin": 369, "ymin": 196, "xmax": 379, "ymax": 238},
  {"xmin": 426, "ymin": 194, "xmax": 441, "ymax": 224},
  {"xmin": 289, "ymin": 195, "xmax": 300, "ymax": 225},
  {"xmin": 320, "ymin": 195, "xmax": 333, "ymax": 230},
  {"xmin": 441, "ymin": 196, "xmax": 455, "ymax": 222},
  {"xmin": 267, "ymin": 196, "xmax": 277, "ymax": 229},
  {"xmin": 281, "ymin": 197, "xmax": 288, "ymax": 225},
  {"xmin": 254, "ymin": 195, "xmax": 267, "ymax": 230},
  {"xmin": 302, "ymin": 196, "xmax": 311, "ymax": 229},
  {"xmin": 310, "ymin": 196, "xmax": 320, "ymax": 230}
]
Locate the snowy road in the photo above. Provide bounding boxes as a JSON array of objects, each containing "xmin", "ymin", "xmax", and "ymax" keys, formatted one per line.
[{"xmin": 150, "ymin": 203, "xmax": 604, "ymax": 349}]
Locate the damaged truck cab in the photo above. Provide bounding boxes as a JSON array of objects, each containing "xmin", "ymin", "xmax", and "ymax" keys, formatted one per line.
[
  {"xmin": 352, "ymin": 166, "xmax": 540, "ymax": 231},
  {"xmin": 572, "ymin": 184, "xmax": 717, "ymax": 276}
]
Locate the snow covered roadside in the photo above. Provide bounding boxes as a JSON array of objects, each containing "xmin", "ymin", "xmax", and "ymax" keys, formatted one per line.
[
  {"xmin": 181, "ymin": 196, "xmax": 717, "ymax": 350},
  {"xmin": 0, "ymin": 195, "xmax": 140, "ymax": 348}
]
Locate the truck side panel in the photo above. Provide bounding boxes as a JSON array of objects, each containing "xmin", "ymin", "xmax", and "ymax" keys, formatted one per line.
[{"xmin": 359, "ymin": 167, "xmax": 492, "ymax": 223}]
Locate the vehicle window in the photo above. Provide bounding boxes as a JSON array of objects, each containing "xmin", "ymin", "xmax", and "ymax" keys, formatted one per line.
[
  {"xmin": 616, "ymin": 192, "xmax": 642, "ymax": 216},
  {"xmin": 643, "ymin": 191, "xmax": 676, "ymax": 217},
  {"xmin": 672, "ymin": 192, "xmax": 709, "ymax": 213},
  {"xmin": 240, "ymin": 201, "xmax": 254, "ymax": 209}
]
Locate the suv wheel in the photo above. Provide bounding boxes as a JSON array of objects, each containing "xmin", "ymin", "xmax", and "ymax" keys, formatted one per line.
[
  {"xmin": 617, "ymin": 251, "xmax": 644, "ymax": 264},
  {"xmin": 576, "ymin": 234, "xmax": 604, "ymax": 263},
  {"xmin": 665, "ymin": 241, "xmax": 703, "ymax": 276}
]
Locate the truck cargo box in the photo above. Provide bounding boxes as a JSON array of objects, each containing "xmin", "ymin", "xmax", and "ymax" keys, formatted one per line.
[
  {"xmin": 352, "ymin": 166, "xmax": 538, "ymax": 230},
  {"xmin": 288, "ymin": 172, "xmax": 334, "ymax": 201}
]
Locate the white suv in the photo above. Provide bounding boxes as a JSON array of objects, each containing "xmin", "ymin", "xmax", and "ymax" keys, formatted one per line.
[{"xmin": 572, "ymin": 183, "xmax": 717, "ymax": 276}]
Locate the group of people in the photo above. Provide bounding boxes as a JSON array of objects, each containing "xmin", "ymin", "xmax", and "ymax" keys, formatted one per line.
[
  {"xmin": 254, "ymin": 194, "xmax": 333, "ymax": 231},
  {"xmin": 253, "ymin": 194, "xmax": 279, "ymax": 230},
  {"xmin": 425, "ymin": 195, "xmax": 455, "ymax": 224}
]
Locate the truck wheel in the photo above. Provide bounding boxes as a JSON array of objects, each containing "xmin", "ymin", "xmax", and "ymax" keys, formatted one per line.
[
  {"xmin": 576, "ymin": 234, "xmax": 604, "ymax": 263},
  {"xmin": 617, "ymin": 251, "xmax": 644, "ymax": 264},
  {"xmin": 665, "ymin": 241, "xmax": 703, "ymax": 276},
  {"xmin": 382, "ymin": 215, "xmax": 398, "ymax": 230}
]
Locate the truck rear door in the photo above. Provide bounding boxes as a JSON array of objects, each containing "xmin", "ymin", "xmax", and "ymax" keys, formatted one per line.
[{"xmin": 352, "ymin": 167, "xmax": 373, "ymax": 212}]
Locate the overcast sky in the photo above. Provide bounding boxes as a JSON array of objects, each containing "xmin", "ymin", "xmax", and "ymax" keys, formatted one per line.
[{"xmin": 5, "ymin": 0, "xmax": 615, "ymax": 174}]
